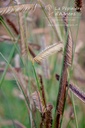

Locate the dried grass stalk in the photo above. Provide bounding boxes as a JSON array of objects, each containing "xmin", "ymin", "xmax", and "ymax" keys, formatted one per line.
[
  {"xmin": 14, "ymin": 1, "xmax": 36, "ymax": 57},
  {"xmin": 0, "ymin": 35, "xmax": 18, "ymax": 42},
  {"xmin": 40, "ymin": 35, "xmax": 50, "ymax": 79},
  {"xmin": 14, "ymin": 54, "xmax": 20, "ymax": 71},
  {"xmin": 0, "ymin": 120, "xmax": 26, "ymax": 128},
  {"xmin": 5, "ymin": 16, "xmax": 19, "ymax": 35},
  {"xmin": 18, "ymin": 11, "xmax": 27, "ymax": 56},
  {"xmin": 28, "ymin": 44, "xmax": 36, "ymax": 58}
]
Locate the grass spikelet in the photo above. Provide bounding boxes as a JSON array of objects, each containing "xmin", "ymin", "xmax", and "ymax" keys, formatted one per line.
[
  {"xmin": 63, "ymin": 14, "xmax": 73, "ymax": 66},
  {"xmin": 75, "ymin": 0, "xmax": 82, "ymax": 12},
  {"xmin": 34, "ymin": 43, "xmax": 63, "ymax": 63},
  {"xmin": 55, "ymin": 14, "xmax": 73, "ymax": 128},
  {"xmin": 31, "ymin": 91, "xmax": 45, "ymax": 113},
  {"xmin": 56, "ymin": 74, "xmax": 85, "ymax": 104},
  {"xmin": 0, "ymin": 4, "xmax": 35, "ymax": 15}
]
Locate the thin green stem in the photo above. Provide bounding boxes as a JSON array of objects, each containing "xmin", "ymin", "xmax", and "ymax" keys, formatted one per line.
[
  {"xmin": 0, "ymin": 46, "xmax": 15, "ymax": 87},
  {"xmin": 32, "ymin": 62, "xmax": 41, "ymax": 91},
  {"xmin": 71, "ymin": 92, "xmax": 78, "ymax": 128}
]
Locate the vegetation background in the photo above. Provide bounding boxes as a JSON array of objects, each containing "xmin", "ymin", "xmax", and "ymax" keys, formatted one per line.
[{"xmin": 0, "ymin": 0, "xmax": 85, "ymax": 128}]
